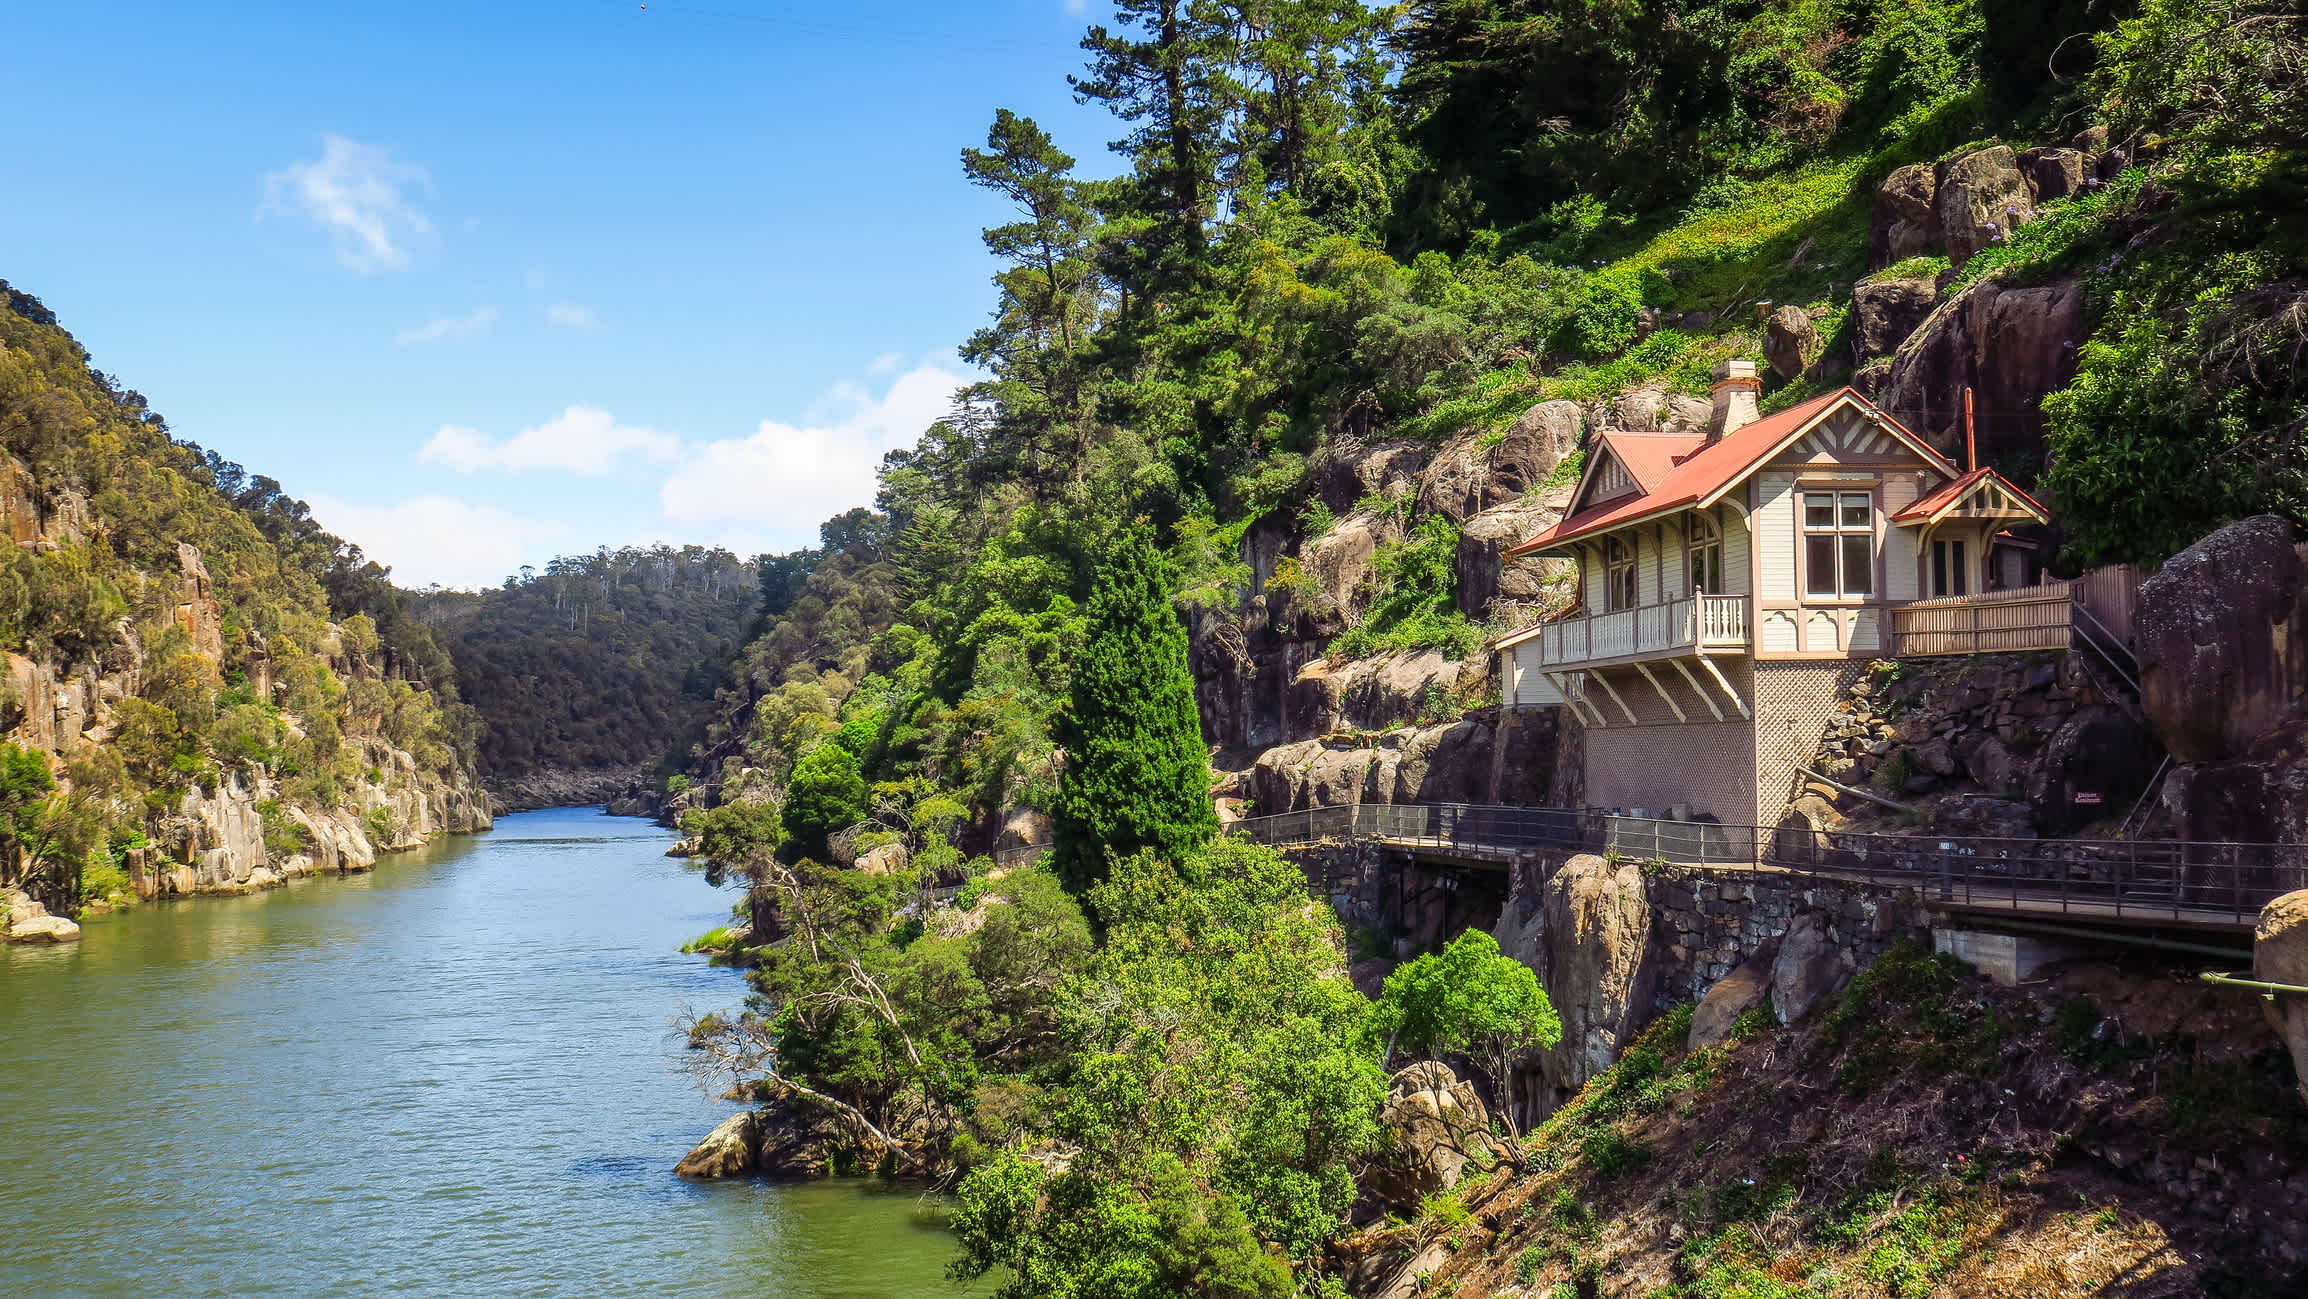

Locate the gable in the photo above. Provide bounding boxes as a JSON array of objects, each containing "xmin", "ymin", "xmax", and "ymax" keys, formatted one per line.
[
  {"xmin": 1773, "ymin": 404, "xmax": 1917, "ymax": 465},
  {"xmin": 1584, "ymin": 448, "xmax": 1639, "ymax": 505}
]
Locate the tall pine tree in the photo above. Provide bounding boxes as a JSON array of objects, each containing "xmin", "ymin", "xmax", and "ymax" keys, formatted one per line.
[{"xmin": 1051, "ymin": 518, "xmax": 1219, "ymax": 893}]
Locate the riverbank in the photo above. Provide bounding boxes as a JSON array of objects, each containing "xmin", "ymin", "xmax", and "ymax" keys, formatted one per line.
[{"xmin": 0, "ymin": 808, "xmax": 965, "ymax": 1297}]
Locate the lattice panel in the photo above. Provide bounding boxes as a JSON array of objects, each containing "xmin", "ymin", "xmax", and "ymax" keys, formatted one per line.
[
  {"xmin": 1749, "ymin": 660, "xmax": 1869, "ymax": 826},
  {"xmin": 1586, "ymin": 720, "xmax": 1756, "ymax": 823}
]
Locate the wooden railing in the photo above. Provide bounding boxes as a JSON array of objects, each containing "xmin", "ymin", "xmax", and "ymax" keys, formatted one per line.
[
  {"xmin": 1532, "ymin": 594, "xmax": 1749, "ymax": 669},
  {"xmin": 1891, "ymin": 565, "xmax": 2146, "ymax": 658}
]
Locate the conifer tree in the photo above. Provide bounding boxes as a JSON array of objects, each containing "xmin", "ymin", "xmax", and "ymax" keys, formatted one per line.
[{"xmin": 1051, "ymin": 519, "xmax": 1218, "ymax": 893}]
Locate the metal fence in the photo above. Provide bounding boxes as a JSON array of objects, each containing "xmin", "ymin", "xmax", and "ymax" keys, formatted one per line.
[{"xmin": 1220, "ymin": 802, "xmax": 2308, "ymax": 929}]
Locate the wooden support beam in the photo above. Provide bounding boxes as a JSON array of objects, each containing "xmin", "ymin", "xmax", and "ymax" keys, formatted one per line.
[
  {"xmin": 1590, "ymin": 669, "xmax": 1641, "ymax": 726},
  {"xmin": 1697, "ymin": 655, "xmax": 1752, "ymax": 720},
  {"xmin": 1633, "ymin": 661, "xmax": 1686, "ymax": 723},
  {"xmin": 1670, "ymin": 657, "xmax": 1725, "ymax": 721},
  {"xmin": 1550, "ymin": 678, "xmax": 1606, "ymax": 729}
]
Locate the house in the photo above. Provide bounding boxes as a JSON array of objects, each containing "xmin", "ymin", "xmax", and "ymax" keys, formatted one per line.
[{"xmin": 1495, "ymin": 360, "xmax": 2049, "ymax": 827}]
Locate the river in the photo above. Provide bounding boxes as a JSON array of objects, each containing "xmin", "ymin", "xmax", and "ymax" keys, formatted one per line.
[{"xmin": 0, "ymin": 808, "xmax": 966, "ymax": 1298}]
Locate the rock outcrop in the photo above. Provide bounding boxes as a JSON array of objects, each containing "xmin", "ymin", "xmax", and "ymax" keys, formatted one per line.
[
  {"xmin": 2134, "ymin": 516, "xmax": 2308, "ymax": 765},
  {"xmin": 1852, "ymin": 277, "xmax": 1937, "ymax": 357},
  {"xmin": 489, "ymin": 765, "xmax": 658, "ymax": 815},
  {"xmin": 1529, "ymin": 854, "xmax": 1653, "ymax": 1111},
  {"xmin": 1366, "ymin": 1061, "xmax": 1494, "ymax": 1208},
  {"xmin": 1245, "ymin": 705, "xmax": 1557, "ymax": 814},
  {"xmin": 2255, "ymin": 891, "xmax": 2308, "ymax": 1104},
  {"xmin": 1868, "ymin": 163, "xmax": 1940, "ymax": 268},
  {"xmin": 4, "ymin": 887, "xmax": 80, "ymax": 943},
  {"xmin": 1882, "ymin": 272, "xmax": 2082, "ymax": 468},
  {"xmin": 1936, "ymin": 146, "xmax": 2035, "ymax": 269}
]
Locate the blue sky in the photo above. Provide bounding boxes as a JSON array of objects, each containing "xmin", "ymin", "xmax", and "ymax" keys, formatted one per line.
[{"xmin": 1, "ymin": 0, "xmax": 1122, "ymax": 586}]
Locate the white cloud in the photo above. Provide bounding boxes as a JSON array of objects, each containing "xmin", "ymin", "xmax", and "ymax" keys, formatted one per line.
[
  {"xmin": 419, "ymin": 405, "xmax": 680, "ymax": 475},
  {"xmin": 865, "ymin": 351, "xmax": 906, "ymax": 376},
  {"xmin": 307, "ymin": 494, "xmax": 566, "ymax": 590},
  {"xmin": 394, "ymin": 307, "xmax": 497, "ymax": 345},
  {"xmin": 264, "ymin": 133, "xmax": 432, "ymax": 271},
  {"xmin": 546, "ymin": 304, "xmax": 599, "ymax": 328},
  {"xmin": 660, "ymin": 362, "xmax": 968, "ymax": 528}
]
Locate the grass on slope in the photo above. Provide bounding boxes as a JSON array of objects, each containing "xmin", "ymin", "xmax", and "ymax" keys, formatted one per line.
[{"xmin": 1360, "ymin": 941, "xmax": 2308, "ymax": 1298}]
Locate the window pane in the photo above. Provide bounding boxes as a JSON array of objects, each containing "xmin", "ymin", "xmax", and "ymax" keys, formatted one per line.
[
  {"xmin": 1842, "ymin": 535, "xmax": 1873, "ymax": 596},
  {"xmin": 1951, "ymin": 541, "xmax": 1968, "ymax": 597},
  {"xmin": 1841, "ymin": 493, "xmax": 1871, "ymax": 528},
  {"xmin": 1806, "ymin": 536, "xmax": 1837, "ymax": 595},
  {"xmin": 1932, "ymin": 541, "xmax": 1948, "ymax": 597},
  {"xmin": 1803, "ymin": 494, "xmax": 1835, "ymax": 529}
]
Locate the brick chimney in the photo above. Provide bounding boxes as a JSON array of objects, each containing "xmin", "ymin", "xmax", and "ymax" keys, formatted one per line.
[{"xmin": 1708, "ymin": 359, "xmax": 1761, "ymax": 440}]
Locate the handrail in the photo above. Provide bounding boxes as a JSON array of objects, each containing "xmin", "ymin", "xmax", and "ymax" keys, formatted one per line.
[{"xmin": 1218, "ymin": 801, "xmax": 2307, "ymax": 928}]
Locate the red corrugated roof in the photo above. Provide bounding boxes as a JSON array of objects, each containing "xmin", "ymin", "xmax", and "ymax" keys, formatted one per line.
[
  {"xmin": 1512, "ymin": 390, "xmax": 1854, "ymax": 556},
  {"xmin": 1889, "ymin": 466, "xmax": 2050, "ymax": 524}
]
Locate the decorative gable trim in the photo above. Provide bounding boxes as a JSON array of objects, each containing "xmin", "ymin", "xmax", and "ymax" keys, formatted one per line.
[{"xmin": 1696, "ymin": 391, "xmax": 1957, "ymax": 508}]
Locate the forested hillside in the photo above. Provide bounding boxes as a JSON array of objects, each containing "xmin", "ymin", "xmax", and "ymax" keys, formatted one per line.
[
  {"xmin": 0, "ymin": 281, "xmax": 487, "ymax": 923},
  {"xmin": 415, "ymin": 545, "xmax": 757, "ymax": 787},
  {"xmin": 661, "ymin": 0, "xmax": 2308, "ymax": 1292}
]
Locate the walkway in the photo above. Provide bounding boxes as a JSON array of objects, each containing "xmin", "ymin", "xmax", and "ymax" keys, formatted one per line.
[{"xmin": 1222, "ymin": 802, "xmax": 2306, "ymax": 934}]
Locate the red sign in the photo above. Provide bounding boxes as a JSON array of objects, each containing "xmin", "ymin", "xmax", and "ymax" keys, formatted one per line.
[{"xmin": 2073, "ymin": 791, "xmax": 2103, "ymax": 805}]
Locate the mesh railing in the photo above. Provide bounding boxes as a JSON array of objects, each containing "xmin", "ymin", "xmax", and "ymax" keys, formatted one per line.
[{"xmin": 1220, "ymin": 803, "xmax": 2307, "ymax": 927}]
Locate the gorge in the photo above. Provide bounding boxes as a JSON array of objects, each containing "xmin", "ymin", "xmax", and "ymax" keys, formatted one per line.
[{"xmin": 8, "ymin": 0, "xmax": 2308, "ymax": 1295}]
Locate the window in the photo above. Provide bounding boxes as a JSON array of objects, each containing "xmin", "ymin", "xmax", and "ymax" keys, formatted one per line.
[
  {"xmin": 1603, "ymin": 535, "xmax": 1638, "ymax": 611},
  {"xmin": 1931, "ymin": 538, "xmax": 1969, "ymax": 598},
  {"xmin": 1686, "ymin": 512, "xmax": 1724, "ymax": 595},
  {"xmin": 1802, "ymin": 491, "xmax": 1874, "ymax": 599}
]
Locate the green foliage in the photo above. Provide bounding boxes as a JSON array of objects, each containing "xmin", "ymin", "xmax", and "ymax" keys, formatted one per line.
[
  {"xmin": 951, "ymin": 839, "xmax": 1386, "ymax": 1294},
  {"xmin": 416, "ymin": 545, "xmax": 760, "ymax": 778},
  {"xmin": 1051, "ymin": 521, "xmax": 1217, "ymax": 894},
  {"xmin": 257, "ymin": 799, "xmax": 308, "ymax": 863},
  {"xmin": 1331, "ymin": 514, "xmax": 1486, "ymax": 660},
  {"xmin": 684, "ymin": 799, "xmax": 787, "ymax": 870},
  {"xmin": 781, "ymin": 745, "xmax": 869, "ymax": 863},
  {"xmin": 1373, "ymin": 928, "xmax": 1560, "ymax": 1137}
]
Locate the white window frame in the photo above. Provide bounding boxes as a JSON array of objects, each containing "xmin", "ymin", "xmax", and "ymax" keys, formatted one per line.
[
  {"xmin": 1686, "ymin": 511, "xmax": 1724, "ymax": 596},
  {"xmin": 1801, "ymin": 490, "xmax": 1875, "ymax": 601}
]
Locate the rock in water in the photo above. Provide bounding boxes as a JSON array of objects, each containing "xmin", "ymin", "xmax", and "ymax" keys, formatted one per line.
[
  {"xmin": 8, "ymin": 914, "xmax": 81, "ymax": 943},
  {"xmin": 1366, "ymin": 1061, "xmax": 1493, "ymax": 1208},
  {"xmin": 1688, "ymin": 949, "xmax": 1776, "ymax": 1049},
  {"xmin": 2257, "ymin": 891, "xmax": 2308, "ymax": 1104},
  {"xmin": 1770, "ymin": 913, "xmax": 1851, "ymax": 1025},
  {"xmin": 675, "ymin": 1110, "xmax": 762, "ymax": 1179}
]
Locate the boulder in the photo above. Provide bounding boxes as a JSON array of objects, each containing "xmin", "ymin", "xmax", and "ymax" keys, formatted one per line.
[
  {"xmin": 2134, "ymin": 516, "xmax": 2308, "ymax": 763},
  {"xmin": 1456, "ymin": 503, "xmax": 1567, "ymax": 614},
  {"xmin": 7, "ymin": 913, "xmax": 80, "ymax": 944},
  {"xmin": 1422, "ymin": 403, "xmax": 1582, "ymax": 524},
  {"xmin": 2020, "ymin": 147, "xmax": 2087, "ymax": 202},
  {"xmin": 1302, "ymin": 512, "xmax": 1392, "ymax": 616},
  {"xmin": 1366, "ymin": 1061, "xmax": 1493, "ymax": 1208},
  {"xmin": 2161, "ymin": 723, "xmax": 2308, "ymax": 845},
  {"xmin": 675, "ymin": 1110, "xmax": 763, "ymax": 1179},
  {"xmin": 1936, "ymin": 146, "xmax": 2035, "ymax": 270},
  {"xmin": 1852, "ymin": 278, "xmax": 1937, "ymax": 356},
  {"xmin": 1533, "ymin": 855, "xmax": 1654, "ymax": 1110},
  {"xmin": 1869, "ymin": 162, "xmax": 1941, "ymax": 268},
  {"xmin": 1688, "ymin": 949, "xmax": 1777, "ymax": 1049},
  {"xmin": 1955, "ymin": 733, "xmax": 2021, "ymax": 794},
  {"xmin": 857, "ymin": 843, "xmax": 909, "ymax": 876},
  {"xmin": 1851, "ymin": 357, "xmax": 1892, "ymax": 399},
  {"xmin": 1613, "ymin": 385, "xmax": 1669, "ymax": 432},
  {"xmin": 2256, "ymin": 891, "xmax": 2308, "ymax": 1103},
  {"xmin": 1763, "ymin": 306, "xmax": 1821, "ymax": 381},
  {"xmin": 1388, "ymin": 719, "xmax": 1493, "ymax": 804},
  {"xmin": 995, "ymin": 808, "xmax": 1054, "ymax": 853},
  {"xmin": 1770, "ymin": 914, "xmax": 1852, "ymax": 1025},
  {"xmin": 1882, "ymin": 273, "xmax": 2082, "ymax": 467},
  {"xmin": 1661, "ymin": 394, "xmax": 1715, "ymax": 435},
  {"xmin": 1316, "ymin": 439, "xmax": 1428, "ymax": 514}
]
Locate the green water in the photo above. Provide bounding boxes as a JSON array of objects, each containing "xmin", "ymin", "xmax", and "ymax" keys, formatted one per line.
[{"xmin": 0, "ymin": 808, "xmax": 965, "ymax": 1298}]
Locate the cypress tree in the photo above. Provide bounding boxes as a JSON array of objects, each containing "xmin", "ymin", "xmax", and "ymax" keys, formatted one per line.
[{"xmin": 1052, "ymin": 519, "xmax": 1219, "ymax": 893}]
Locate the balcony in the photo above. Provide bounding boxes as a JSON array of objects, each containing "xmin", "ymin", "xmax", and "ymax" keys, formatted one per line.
[{"xmin": 1524, "ymin": 593, "xmax": 1749, "ymax": 671}]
